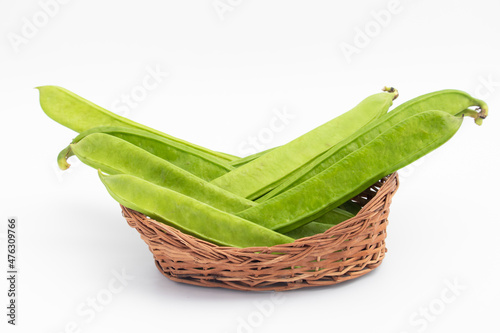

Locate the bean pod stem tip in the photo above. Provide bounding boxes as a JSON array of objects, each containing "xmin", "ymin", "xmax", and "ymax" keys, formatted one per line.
[
  {"xmin": 57, "ymin": 145, "xmax": 74, "ymax": 170},
  {"xmin": 382, "ymin": 86, "xmax": 399, "ymax": 100},
  {"xmin": 459, "ymin": 108, "xmax": 488, "ymax": 126}
]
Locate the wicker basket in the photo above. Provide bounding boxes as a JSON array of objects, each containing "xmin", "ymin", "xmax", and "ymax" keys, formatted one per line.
[{"xmin": 121, "ymin": 172, "xmax": 399, "ymax": 291}]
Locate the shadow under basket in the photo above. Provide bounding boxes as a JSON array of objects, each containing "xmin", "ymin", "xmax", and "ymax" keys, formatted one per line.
[{"xmin": 121, "ymin": 172, "xmax": 399, "ymax": 292}]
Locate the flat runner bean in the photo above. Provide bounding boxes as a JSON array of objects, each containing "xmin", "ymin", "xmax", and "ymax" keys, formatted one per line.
[
  {"xmin": 58, "ymin": 126, "xmax": 233, "ymax": 181},
  {"xmin": 37, "ymin": 85, "xmax": 236, "ymax": 162},
  {"xmin": 237, "ymin": 110, "xmax": 471, "ymax": 232},
  {"xmin": 68, "ymin": 133, "xmax": 254, "ymax": 213},
  {"xmin": 258, "ymin": 90, "xmax": 487, "ymax": 201},
  {"xmin": 211, "ymin": 88, "xmax": 398, "ymax": 200},
  {"xmin": 99, "ymin": 172, "xmax": 294, "ymax": 248}
]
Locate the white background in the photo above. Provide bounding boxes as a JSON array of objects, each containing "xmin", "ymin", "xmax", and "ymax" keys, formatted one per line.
[{"xmin": 1, "ymin": 0, "xmax": 499, "ymax": 332}]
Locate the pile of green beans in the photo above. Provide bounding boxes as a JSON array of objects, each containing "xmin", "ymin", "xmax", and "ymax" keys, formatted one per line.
[{"xmin": 39, "ymin": 86, "xmax": 488, "ymax": 248}]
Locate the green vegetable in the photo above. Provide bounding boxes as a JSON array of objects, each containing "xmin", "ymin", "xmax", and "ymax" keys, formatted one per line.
[
  {"xmin": 229, "ymin": 147, "xmax": 276, "ymax": 167},
  {"xmin": 99, "ymin": 172, "xmax": 294, "ymax": 247},
  {"xmin": 65, "ymin": 133, "xmax": 254, "ymax": 213},
  {"xmin": 37, "ymin": 85, "xmax": 237, "ymax": 162},
  {"xmin": 40, "ymin": 85, "xmax": 489, "ymax": 246},
  {"xmin": 284, "ymin": 222, "xmax": 340, "ymax": 239},
  {"xmin": 58, "ymin": 126, "xmax": 233, "ymax": 181},
  {"xmin": 337, "ymin": 201, "xmax": 362, "ymax": 216},
  {"xmin": 314, "ymin": 208, "xmax": 355, "ymax": 224},
  {"xmin": 229, "ymin": 90, "xmax": 486, "ymax": 170},
  {"xmin": 257, "ymin": 89, "xmax": 487, "ymax": 201},
  {"xmin": 64, "ymin": 132, "xmax": 356, "ymax": 221},
  {"xmin": 211, "ymin": 87, "xmax": 398, "ymax": 200},
  {"xmin": 237, "ymin": 110, "xmax": 473, "ymax": 233},
  {"xmin": 283, "ymin": 207, "xmax": 355, "ymax": 238}
]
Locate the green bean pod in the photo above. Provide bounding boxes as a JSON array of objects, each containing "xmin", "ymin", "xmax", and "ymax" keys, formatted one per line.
[
  {"xmin": 237, "ymin": 110, "xmax": 472, "ymax": 232},
  {"xmin": 67, "ymin": 133, "xmax": 254, "ymax": 213},
  {"xmin": 284, "ymin": 208, "xmax": 355, "ymax": 238},
  {"xmin": 314, "ymin": 207, "xmax": 355, "ymax": 224},
  {"xmin": 61, "ymin": 130, "xmax": 355, "ymax": 219},
  {"xmin": 337, "ymin": 201, "xmax": 362, "ymax": 216},
  {"xmin": 284, "ymin": 222, "xmax": 339, "ymax": 239},
  {"xmin": 257, "ymin": 89, "xmax": 487, "ymax": 201},
  {"xmin": 232, "ymin": 90, "xmax": 486, "ymax": 169},
  {"xmin": 211, "ymin": 87, "xmax": 399, "ymax": 200},
  {"xmin": 37, "ymin": 85, "xmax": 237, "ymax": 162},
  {"xmin": 58, "ymin": 126, "xmax": 233, "ymax": 181},
  {"xmin": 229, "ymin": 147, "xmax": 276, "ymax": 167},
  {"xmin": 98, "ymin": 172, "xmax": 294, "ymax": 248},
  {"xmin": 392, "ymin": 89, "xmax": 488, "ymax": 125}
]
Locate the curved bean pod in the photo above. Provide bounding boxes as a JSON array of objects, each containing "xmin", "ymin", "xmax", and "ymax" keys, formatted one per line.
[
  {"xmin": 337, "ymin": 201, "xmax": 362, "ymax": 216},
  {"xmin": 284, "ymin": 222, "xmax": 339, "ymax": 239},
  {"xmin": 229, "ymin": 147, "xmax": 276, "ymax": 167},
  {"xmin": 58, "ymin": 126, "xmax": 233, "ymax": 181},
  {"xmin": 211, "ymin": 88, "xmax": 398, "ymax": 200},
  {"xmin": 232, "ymin": 90, "xmax": 486, "ymax": 169},
  {"xmin": 98, "ymin": 172, "xmax": 294, "ymax": 248},
  {"xmin": 68, "ymin": 133, "xmax": 254, "ymax": 213},
  {"xmin": 284, "ymin": 208, "xmax": 355, "ymax": 238},
  {"xmin": 237, "ymin": 110, "xmax": 471, "ymax": 232},
  {"xmin": 257, "ymin": 89, "xmax": 487, "ymax": 201},
  {"xmin": 64, "ymin": 132, "xmax": 356, "ymax": 220},
  {"xmin": 314, "ymin": 208, "xmax": 355, "ymax": 224},
  {"xmin": 37, "ymin": 85, "xmax": 237, "ymax": 162},
  {"xmin": 391, "ymin": 89, "xmax": 488, "ymax": 125}
]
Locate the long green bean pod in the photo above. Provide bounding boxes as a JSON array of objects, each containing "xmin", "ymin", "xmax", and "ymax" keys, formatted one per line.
[
  {"xmin": 237, "ymin": 110, "xmax": 476, "ymax": 232},
  {"xmin": 37, "ymin": 85, "xmax": 237, "ymax": 162},
  {"xmin": 257, "ymin": 89, "xmax": 488, "ymax": 201},
  {"xmin": 99, "ymin": 172, "xmax": 294, "ymax": 248},
  {"xmin": 229, "ymin": 148, "xmax": 276, "ymax": 167},
  {"xmin": 211, "ymin": 87, "xmax": 398, "ymax": 200},
  {"xmin": 67, "ymin": 133, "xmax": 253, "ymax": 213},
  {"xmin": 58, "ymin": 126, "xmax": 233, "ymax": 181}
]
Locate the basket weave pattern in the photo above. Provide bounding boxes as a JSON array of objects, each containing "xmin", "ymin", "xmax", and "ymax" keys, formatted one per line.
[{"xmin": 121, "ymin": 172, "xmax": 399, "ymax": 291}]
